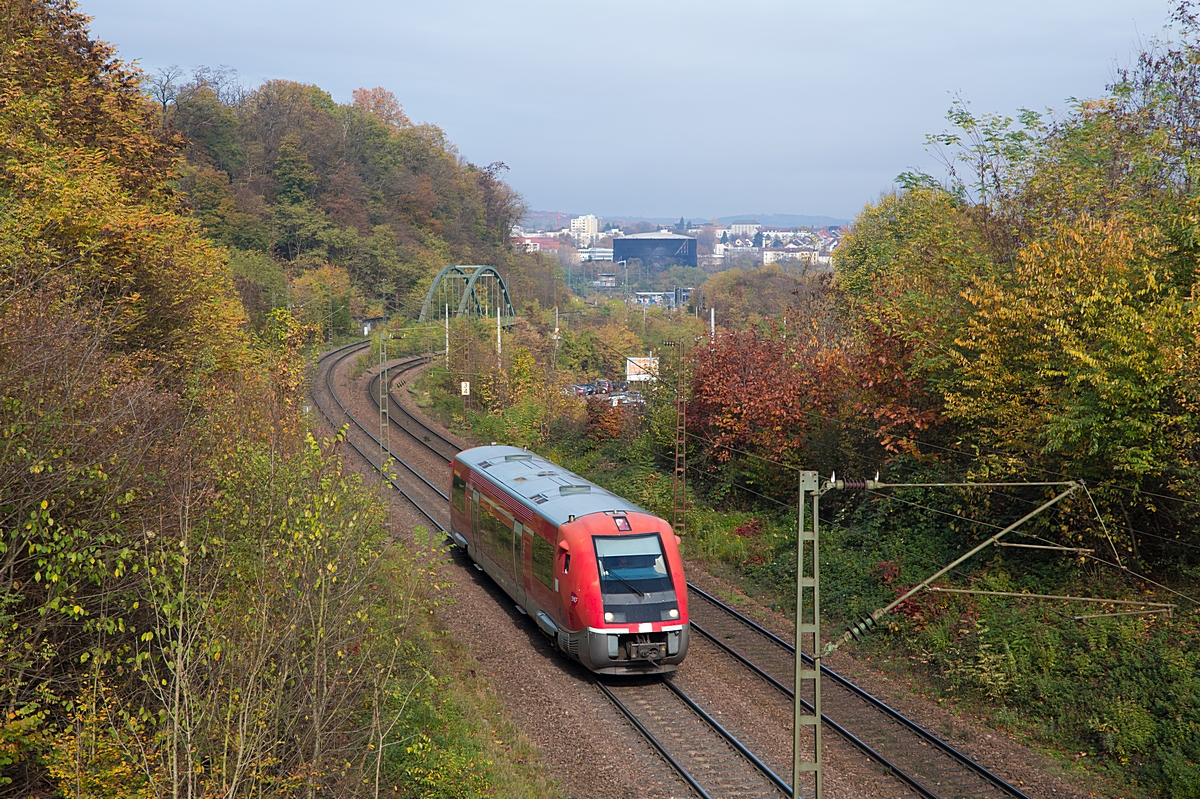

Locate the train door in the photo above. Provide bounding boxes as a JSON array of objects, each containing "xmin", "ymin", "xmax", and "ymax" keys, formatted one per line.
[
  {"xmin": 477, "ymin": 494, "xmax": 519, "ymax": 598},
  {"xmin": 516, "ymin": 522, "xmax": 529, "ymax": 607},
  {"xmin": 556, "ymin": 537, "xmax": 571, "ymax": 628},
  {"xmin": 470, "ymin": 489, "xmax": 480, "ymax": 551}
]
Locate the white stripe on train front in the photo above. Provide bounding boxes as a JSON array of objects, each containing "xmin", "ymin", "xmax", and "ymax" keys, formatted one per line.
[{"xmin": 587, "ymin": 624, "xmax": 686, "ymax": 634}]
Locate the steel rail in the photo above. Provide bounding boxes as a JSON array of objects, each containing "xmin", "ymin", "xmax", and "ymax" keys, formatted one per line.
[
  {"xmin": 378, "ymin": 360, "xmax": 461, "ymax": 461},
  {"xmin": 336, "ymin": 351, "xmax": 726, "ymax": 797},
  {"xmin": 592, "ymin": 680, "xmax": 714, "ymax": 799},
  {"xmin": 312, "ymin": 343, "xmax": 446, "ymax": 533},
  {"xmin": 687, "ymin": 583, "xmax": 1033, "ymax": 799},
  {"xmin": 365, "ymin": 358, "xmax": 460, "ymax": 465},
  {"xmin": 324, "ymin": 351, "xmax": 449, "ymax": 503},
  {"xmin": 663, "ymin": 678, "xmax": 794, "ymax": 797},
  {"xmin": 689, "ymin": 620, "xmax": 935, "ymax": 799}
]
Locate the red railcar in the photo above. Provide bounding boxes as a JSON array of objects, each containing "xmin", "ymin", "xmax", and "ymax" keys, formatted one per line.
[{"xmin": 449, "ymin": 445, "xmax": 690, "ymax": 674}]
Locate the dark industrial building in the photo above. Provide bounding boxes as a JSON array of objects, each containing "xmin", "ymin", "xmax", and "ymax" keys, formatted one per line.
[{"xmin": 612, "ymin": 232, "xmax": 697, "ymax": 268}]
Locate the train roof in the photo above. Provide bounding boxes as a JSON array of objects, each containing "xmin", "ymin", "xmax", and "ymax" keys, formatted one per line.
[{"xmin": 455, "ymin": 445, "xmax": 652, "ymax": 527}]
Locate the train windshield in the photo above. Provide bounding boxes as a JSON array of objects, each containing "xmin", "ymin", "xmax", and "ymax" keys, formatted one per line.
[{"xmin": 594, "ymin": 534, "xmax": 679, "ymax": 624}]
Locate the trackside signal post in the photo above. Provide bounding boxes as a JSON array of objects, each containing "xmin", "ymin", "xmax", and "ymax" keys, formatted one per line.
[{"xmin": 794, "ymin": 470, "xmax": 825, "ymax": 798}]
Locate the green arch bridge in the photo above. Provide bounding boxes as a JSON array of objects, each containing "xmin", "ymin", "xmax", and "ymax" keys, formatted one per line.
[{"xmin": 418, "ymin": 264, "xmax": 517, "ymax": 324}]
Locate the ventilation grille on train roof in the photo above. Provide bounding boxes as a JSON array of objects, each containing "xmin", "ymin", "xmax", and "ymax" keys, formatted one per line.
[
  {"xmin": 559, "ymin": 485, "xmax": 590, "ymax": 495},
  {"xmin": 505, "ymin": 454, "xmax": 533, "ymax": 462},
  {"xmin": 530, "ymin": 494, "xmax": 549, "ymax": 504}
]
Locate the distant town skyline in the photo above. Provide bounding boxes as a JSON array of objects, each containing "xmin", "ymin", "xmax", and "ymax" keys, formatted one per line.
[{"xmin": 81, "ymin": 0, "xmax": 1168, "ymax": 220}]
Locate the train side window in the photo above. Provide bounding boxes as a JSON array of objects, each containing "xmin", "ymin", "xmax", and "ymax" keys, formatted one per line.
[
  {"xmin": 479, "ymin": 498, "xmax": 514, "ymax": 568},
  {"xmin": 531, "ymin": 535, "xmax": 554, "ymax": 588},
  {"xmin": 561, "ymin": 553, "xmax": 570, "ymax": 575},
  {"xmin": 451, "ymin": 473, "xmax": 467, "ymax": 514}
]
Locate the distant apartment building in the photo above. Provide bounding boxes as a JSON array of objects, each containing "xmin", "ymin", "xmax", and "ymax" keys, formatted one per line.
[
  {"xmin": 763, "ymin": 248, "xmax": 821, "ymax": 265},
  {"xmin": 722, "ymin": 234, "xmax": 759, "ymax": 260},
  {"xmin": 728, "ymin": 222, "xmax": 761, "ymax": 237},
  {"xmin": 570, "ymin": 214, "xmax": 600, "ymax": 246},
  {"xmin": 760, "ymin": 229, "xmax": 814, "ymax": 247},
  {"xmin": 578, "ymin": 247, "xmax": 614, "ymax": 262}
]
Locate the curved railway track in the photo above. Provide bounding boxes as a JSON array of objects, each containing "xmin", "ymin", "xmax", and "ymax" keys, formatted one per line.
[
  {"xmin": 317, "ymin": 344, "xmax": 1040, "ymax": 799},
  {"xmin": 367, "ymin": 362, "xmax": 460, "ymax": 463},
  {"xmin": 311, "ymin": 342, "xmax": 446, "ymax": 532}
]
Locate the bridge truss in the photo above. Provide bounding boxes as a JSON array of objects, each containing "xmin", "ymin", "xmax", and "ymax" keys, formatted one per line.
[{"xmin": 418, "ymin": 265, "xmax": 517, "ymax": 323}]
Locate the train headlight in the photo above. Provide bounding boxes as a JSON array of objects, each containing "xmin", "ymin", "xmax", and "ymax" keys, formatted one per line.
[
  {"xmin": 669, "ymin": 608, "xmax": 679, "ymax": 619},
  {"xmin": 604, "ymin": 612, "xmax": 614, "ymax": 623}
]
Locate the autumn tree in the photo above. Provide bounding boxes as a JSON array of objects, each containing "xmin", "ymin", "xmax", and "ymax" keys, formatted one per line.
[
  {"xmin": 352, "ymin": 85, "xmax": 411, "ymax": 129},
  {"xmin": 697, "ymin": 264, "xmax": 831, "ymax": 329}
]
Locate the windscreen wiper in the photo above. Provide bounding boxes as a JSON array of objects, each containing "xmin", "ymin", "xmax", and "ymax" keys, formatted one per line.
[{"xmin": 602, "ymin": 567, "xmax": 645, "ymax": 597}]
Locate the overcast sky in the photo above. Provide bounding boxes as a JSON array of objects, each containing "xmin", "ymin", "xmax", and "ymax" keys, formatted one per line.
[{"xmin": 80, "ymin": 0, "xmax": 1169, "ymax": 222}]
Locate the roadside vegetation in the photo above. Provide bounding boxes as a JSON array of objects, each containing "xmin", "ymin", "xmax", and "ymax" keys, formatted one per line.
[
  {"xmin": 0, "ymin": 3, "xmax": 556, "ymax": 797},
  {"xmin": 412, "ymin": 7, "xmax": 1200, "ymax": 795}
]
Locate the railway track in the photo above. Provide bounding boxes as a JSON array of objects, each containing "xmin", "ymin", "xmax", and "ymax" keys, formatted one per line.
[
  {"xmin": 598, "ymin": 678, "xmax": 791, "ymax": 799},
  {"xmin": 331, "ymin": 348, "xmax": 804, "ymax": 797},
  {"xmin": 311, "ymin": 342, "xmax": 447, "ymax": 532},
  {"xmin": 687, "ymin": 585, "xmax": 1032, "ymax": 799},
  {"xmin": 318, "ymin": 344, "xmax": 1039, "ymax": 799},
  {"xmin": 367, "ymin": 361, "xmax": 460, "ymax": 463}
]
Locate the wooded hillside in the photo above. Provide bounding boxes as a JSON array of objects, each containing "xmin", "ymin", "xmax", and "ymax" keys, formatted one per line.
[
  {"xmin": 150, "ymin": 64, "xmax": 560, "ymax": 332},
  {"xmin": 0, "ymin": 3, "xmax": 553, "ymax": 797}
]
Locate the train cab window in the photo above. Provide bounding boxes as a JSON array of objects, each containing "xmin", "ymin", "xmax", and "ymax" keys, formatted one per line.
[
  {"xmin": 451, "ymin": 473, "xmax": 467, "ymax": 514},
  {"xmin": 593, "ymin": 534, "xmax": 679, "ymax": 624},
  {"xmin": 561, "ymin": 553, "xmax": 570, "ymax": 575},
  {"xmin": 531, "ymin": 535, "xmax": 554, "ymax": 588}
]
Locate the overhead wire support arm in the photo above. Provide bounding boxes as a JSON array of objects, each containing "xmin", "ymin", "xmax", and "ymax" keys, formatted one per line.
[
  {"xmin": 925, "ymin": 587, "xmax": 1176, "ymax": 618},
  {"xmin": 823, "ymin": 480, "xmax": 1082, "ymax": 657},
  {"xmin": 838, "ymin": 479, "xmax": 1077, "ymax": 489}
]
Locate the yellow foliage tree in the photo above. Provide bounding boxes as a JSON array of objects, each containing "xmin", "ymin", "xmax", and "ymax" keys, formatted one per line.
[{"xmin": 947, "ymin": 214, "xmax": 1188, "ymax": 483}]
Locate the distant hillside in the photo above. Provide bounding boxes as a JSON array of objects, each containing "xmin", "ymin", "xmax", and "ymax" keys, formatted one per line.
[
  {"xmin": 166, "ymin": 78, "xmax": 561, "ymax": 328},
  {"xmin": 717, "ymin": 213, "xmax": 850, "ymax": 228},
  {"xmin": 524, "ymin": 210, "xmax": 850, "ymax": 229}
]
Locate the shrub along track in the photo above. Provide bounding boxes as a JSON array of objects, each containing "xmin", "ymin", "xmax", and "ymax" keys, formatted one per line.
[{"xmin": 316, "ymin": 345, "xmax": 1062, "ymax": 798}]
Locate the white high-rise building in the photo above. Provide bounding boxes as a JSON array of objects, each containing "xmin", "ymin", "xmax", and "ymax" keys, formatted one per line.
[{"xmin": 570, "ymin": 214, "xmax": 600, "ymax": 246}]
